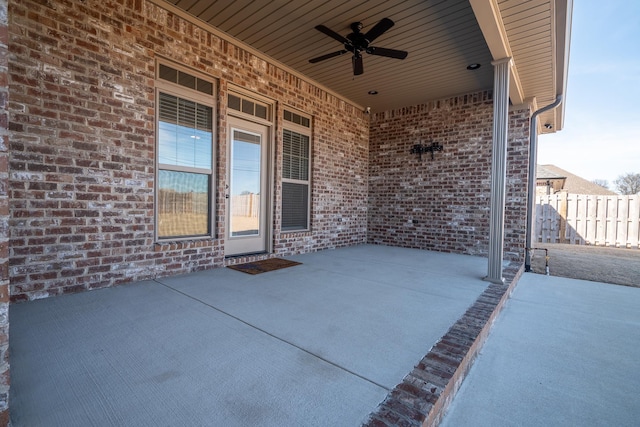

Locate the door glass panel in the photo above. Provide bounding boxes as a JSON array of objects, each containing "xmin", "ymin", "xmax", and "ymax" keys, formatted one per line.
[{"xmin": 230, "ymin": 130, "xmax": 261, "ymax": 237}]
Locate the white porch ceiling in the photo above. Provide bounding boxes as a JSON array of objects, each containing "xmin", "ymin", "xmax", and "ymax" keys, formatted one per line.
[{"xmin": 162, "ymin": 0, "xmax": 569, "ymax": 131}]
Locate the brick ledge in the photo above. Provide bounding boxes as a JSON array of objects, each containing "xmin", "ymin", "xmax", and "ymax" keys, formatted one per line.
[{"xmin": 364, "ymin": 262, "xmax": 524, "ymax": 427}]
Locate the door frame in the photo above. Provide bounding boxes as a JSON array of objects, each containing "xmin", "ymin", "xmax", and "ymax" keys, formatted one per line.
[{"xmin": 224, "ymin": 88, "xmax": 275, "ymax": 257}]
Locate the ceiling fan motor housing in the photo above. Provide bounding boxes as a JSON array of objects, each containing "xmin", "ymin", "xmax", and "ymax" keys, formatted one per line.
[{"xmin": 346, "ymin": 22, "xmax": 370, "ymax": 53}]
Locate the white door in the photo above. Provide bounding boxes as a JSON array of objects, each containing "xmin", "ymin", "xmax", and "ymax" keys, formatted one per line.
[{"xmin": 225, "ymin": 117, "xmax": 270, "ymax": 256}]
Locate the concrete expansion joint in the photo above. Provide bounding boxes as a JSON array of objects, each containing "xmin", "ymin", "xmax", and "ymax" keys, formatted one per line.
[{"xmin": 152, "ymin": 279, "xmax": 390, "ymax": 393}]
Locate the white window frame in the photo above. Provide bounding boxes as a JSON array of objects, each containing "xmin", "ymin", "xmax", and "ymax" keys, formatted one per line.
[
  {"xmin": 281, "ymin": 109, "xmax": 312, "ymax": 232},
  {"xmin": 155, "ymin": 61, "xmax": 217, "ymax": 241}
]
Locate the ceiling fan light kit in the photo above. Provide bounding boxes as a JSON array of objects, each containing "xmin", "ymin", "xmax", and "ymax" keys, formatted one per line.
[{"xmin": 309, "ymin": 18, "xmax": 408, "ymax": 76}]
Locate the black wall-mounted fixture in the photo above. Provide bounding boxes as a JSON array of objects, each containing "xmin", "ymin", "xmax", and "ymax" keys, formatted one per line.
[{"xmin": 410, "ymin": 141, "xmax": 443, "ymax": 160}]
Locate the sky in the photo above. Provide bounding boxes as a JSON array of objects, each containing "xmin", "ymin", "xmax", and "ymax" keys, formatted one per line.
[{"xmin": 537, "ymin": 1, "xmax": 640, "ymax": 191}]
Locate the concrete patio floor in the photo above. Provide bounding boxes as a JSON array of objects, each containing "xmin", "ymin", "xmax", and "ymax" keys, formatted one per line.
[
  {"xmin": 9, "ymin": 244, "xmax": 492, "ymax": 426},
  {"xmin": 440, "ymin": 273, "xmax": 640, "ymax": 427}
]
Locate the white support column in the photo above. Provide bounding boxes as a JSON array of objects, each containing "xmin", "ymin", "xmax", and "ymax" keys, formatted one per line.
[{"xmin": 485, "ymin": 57, "xmax": 512, "ymax": 284}]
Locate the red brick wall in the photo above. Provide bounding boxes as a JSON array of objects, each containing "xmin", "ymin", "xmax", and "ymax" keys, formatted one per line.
[
  {"xmin": 368, "ymin": 92, "xmax": 531, "ymax": 262},
  {"xmin": 8, "ymin": 0, "xmax": 368, "ymax": 301},
  {"xmin": 0, "ymin": 0, "xmax": 10, "ymax": 421}
]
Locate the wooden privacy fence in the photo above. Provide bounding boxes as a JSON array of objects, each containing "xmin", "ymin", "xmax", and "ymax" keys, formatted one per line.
[
  {"xmin": 535, "ymin": 193, "xmax": 640, "ymax": 248},
  {"xmin": 158, "ymin": 189, "xmax": 208, "ymax": 214},
  {"xmin": 231, "ymin": 193, "xmax": 260, "ymax": 218}
]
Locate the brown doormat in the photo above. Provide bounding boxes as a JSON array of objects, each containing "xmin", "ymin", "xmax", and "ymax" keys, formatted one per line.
[{"xmin": 227, "ymin": 258, "xmax": 301, "ymax": 275}]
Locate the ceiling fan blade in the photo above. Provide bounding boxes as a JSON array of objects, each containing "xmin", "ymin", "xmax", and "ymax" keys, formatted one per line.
[
  {"xmin": 367, "ymin": 46, "xmax": 408, "ymax": 60},
  {"xmin": 364, "ymin": 18, "xmax": 394, "ymax": 43},
  {"xmin": 309, "ymin": 50, "xmax": 348, "ymax": 63},
  {"xmin": 352, "ymin": 55, "xmax": 364, "ymax": 75},
  {"xmin": 315, "ymin": 25, "xmax": 350, "ymax": 45}
]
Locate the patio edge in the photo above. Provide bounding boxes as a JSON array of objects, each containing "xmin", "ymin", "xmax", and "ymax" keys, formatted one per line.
[{"xmin": 363, "ymin": 262, "xmax": 524, "ymax": 427}]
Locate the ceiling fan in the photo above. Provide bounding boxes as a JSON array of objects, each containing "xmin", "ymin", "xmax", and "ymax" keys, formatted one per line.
[{"xmin": 309, "ymin": 18, "xmax": 408, "ymax": 76}]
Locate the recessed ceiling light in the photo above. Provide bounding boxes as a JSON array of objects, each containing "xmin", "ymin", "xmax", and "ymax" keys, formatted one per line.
[
  {"xmin": 466, "ymin": 63, "xmax": 481, "ymax": 70},
  {"xmin": 368, "ymin": 90, "xmax": 378, "ymax": 95}
]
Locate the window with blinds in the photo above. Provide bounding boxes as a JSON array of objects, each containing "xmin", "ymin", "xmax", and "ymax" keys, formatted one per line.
[
  {"xmin": 158, "ymin": 93, "xmax": 213, "ymax": 170},
  {"xmin": 156, "ymin": 63, "xmax": 216, "ymax": 240},
  {"xmin": 282, "ymin": 110, "xmax": 311, "ymax": 232},
  {"xmin": 282, "ymin": 130, "xmax": 309, "ymax": 181}
]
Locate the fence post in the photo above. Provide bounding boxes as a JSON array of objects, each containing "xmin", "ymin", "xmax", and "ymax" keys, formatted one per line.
[
  {"xmin": 535, "ymin": 195, "xmax": 542, "ymax": 243},
  {"xmin": 586, "ymin": 195, "xmax": 597, "ymax": 244},
  {"xmin": 558, "ymin": 192, "xmax": 567, "ymax": 243},
  {"xmin": 629, "ymin": 195, "xmax": 640, "ymax": 248}
]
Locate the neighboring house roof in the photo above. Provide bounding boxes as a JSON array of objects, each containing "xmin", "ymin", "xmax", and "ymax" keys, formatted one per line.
[{"xmin": 537, "ymin": 164, "xmax": 617, "ymax": 195}]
